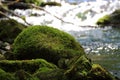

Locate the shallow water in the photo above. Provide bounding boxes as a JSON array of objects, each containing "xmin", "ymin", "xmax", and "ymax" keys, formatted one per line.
[{"xmin": 69, "ymin": 27, "xmax": 120, "ymax": 78}]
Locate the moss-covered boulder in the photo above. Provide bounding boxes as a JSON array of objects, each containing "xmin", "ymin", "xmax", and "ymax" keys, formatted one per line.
[
  {"xmin": 13, "ymin": 25, "xmax": 85, "ymax": 65},
  {"xmin": 0, "ymin": 59, "xmax": 58, "ymax": 80},
  {"xmin": 96, "ymin": 9, "xmax": 120, "ymax": 27},
  {"xmin": 0, "ymin": 59, "xmax": 57, "ymax": 73},
  {"xmin": 0, "ymin": 19, "xmax": 26, "ymax": 43},
  {"xmin": 96, "ymin": 15, "xmax": 111, "ymax": 27}
]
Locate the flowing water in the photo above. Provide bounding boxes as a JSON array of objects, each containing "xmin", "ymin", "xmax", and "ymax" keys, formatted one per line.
[{"xmin": 10, "ymin": 0, "xmax": 120, "ymax": 78}]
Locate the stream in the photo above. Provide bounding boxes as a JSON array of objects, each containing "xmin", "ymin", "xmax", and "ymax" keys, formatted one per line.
[
  {"xmin": 9, "ymin": 0, "xmax": 120, "ymax": 78},
  {"xmin": 69, "ymin": 26, "xmax": 120, "ymax": 78}
]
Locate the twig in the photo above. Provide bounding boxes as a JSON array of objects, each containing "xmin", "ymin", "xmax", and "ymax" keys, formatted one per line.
[
  {"xmin": 0, "ymin": 5, "xmax": 31, "ymax": 26},
  {"xmin": 0, "ymin": 11, "xmax": 11, "ymax": 19}
]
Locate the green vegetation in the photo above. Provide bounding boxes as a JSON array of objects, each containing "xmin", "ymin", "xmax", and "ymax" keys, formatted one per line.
[
  {"xmin": 0, "ymin": 59, "xmax": 59, "ymax": 80},
  {"xmin": 96, "ymin": 9, "xmax": 120, "ymax": 27},
  {"xmin": 0, "ymin": 24, "xmax": 117, "ymax": 80},
  {"xmin": 0, "ymin": 19, "xmax": 26, "ymax": 43},
  {"xmin": 96, "ymin": 15, "xmax": 111, "ymax": 27},
  {"xmin": 13, "ymin": 25, "xmax": 84, "ymax": 65},
  {"xmin": 87, "ymin": 64, "xmax": 116, "ymax": 80},
  {"xmin": 0, "ymin": 59, "xmax": 57, "ymax": 73}
]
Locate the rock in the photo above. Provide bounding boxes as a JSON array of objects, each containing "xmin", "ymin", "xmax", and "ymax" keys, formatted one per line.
[
  {"xmin": 8, "ymin": 2, "xmax": 30, "ymax": 10},
  {"xmin": 96, "ymin": 15, "xmax": 111, "ymax": 27},
  {"xmin": 0, "ymin": 19, "xmax": 26, "ymax": 43},
  {"xmin": 87, "ymin": 64, "xmax": 116, "ymax": 80},
  {"xmin": 96, "ymin": 9, "xmax": 120, "ymax": 28},
  {"xmin": 0, "ymin": 59, "xmax": 57, "ymax": 73},
  {"xmin": 13, "ymin": 25, "xmax": 85, "ymax": 65}
]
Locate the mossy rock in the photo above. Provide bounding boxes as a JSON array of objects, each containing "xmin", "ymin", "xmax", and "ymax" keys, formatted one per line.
[
  {"xmin": 64, "ymin": 55, "xmax": 92, "ymax": 80},
  {"xmin": 96, "ymin": 15, "xmax": 111, "ymax": 27},
  {"xmin": 96, "ymin": 9, "xmax": 120, "ymax": 27},
  {"xmin": 14, "ymin": 70, "xmax": 39, "ymax": 80},
  {"xmin": 0, "ymin": 59, "xmax": 57, "ymax": 74},
  {"xmin": 0, "ymin": 19, "xmax": 26, "ymax": 43},
  {"xmin": 34, "ymin": 69, "xmax": 67, "ymax": 80},
  {"xmin": 13, "ymin": 25, "xmax": 85, "ymax": 65},
  {"xmin": 87, "ymin": 64, "xmax": 116, "ymax": 80}
]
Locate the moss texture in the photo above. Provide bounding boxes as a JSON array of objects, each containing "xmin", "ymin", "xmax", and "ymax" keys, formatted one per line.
[
  {"xmin": 87, "ymin": 64, "xmax": 116, "ymax": 80},
  {"xmin": 0, "ymin": 60, "xmax": 116, "ymax": 80},
  {"xmin": 96, "ymin": 15, "xmax": 111, "ymax": 27},
  {"xmin": 96, "ymin": 9, "xmax": 120, "ymax": 27},
  {"xmin": 0, "ymin": 59, "xmax": 57, "ymax": 73},
  {"xmin": 0, "ymin": 19, "xmax": 26, "ymax": 43},
  {"xmin": 0, "ymin": 68, "xmax": 16, "ymax": 80},
  {"xmin": 13, "ymin": 25, "xmax": 85, "ymax": 65},
  {"xmin": 0, "ymin": 24, "xmax": 117, "ymax": 80}
]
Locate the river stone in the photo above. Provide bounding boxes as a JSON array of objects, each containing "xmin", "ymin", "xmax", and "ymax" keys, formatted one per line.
[{"xmin": 13, "ymin": 25, "xmax": 85, "ymax": 65}]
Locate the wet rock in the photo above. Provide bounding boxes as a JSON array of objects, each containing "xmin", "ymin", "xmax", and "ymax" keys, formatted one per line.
[{"xmin": 96, "ymin": 9, "xmax": 120, "ymax": 28}]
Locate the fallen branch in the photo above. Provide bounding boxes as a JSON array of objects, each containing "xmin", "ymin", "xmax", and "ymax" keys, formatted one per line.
[
  {"xmin": 0, "ymin": 11, "xmax": 11, "ymax": 19},
  {"xmin": 0, "ymin": 4, "xmax": 31, "ymax": 26}
]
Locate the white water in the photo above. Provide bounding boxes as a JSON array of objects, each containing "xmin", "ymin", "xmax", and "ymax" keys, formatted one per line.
[{"xmin": 10, "ymin": 0, "xmax": 120, "ymax": 31}]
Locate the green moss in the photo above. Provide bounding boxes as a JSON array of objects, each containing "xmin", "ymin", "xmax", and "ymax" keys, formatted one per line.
[
  {"xmin": 13, "ymin": 25, "xmax": 85, "ymax": 65},
  {"xmin": 0, "ymin": 68, "xmax": 15, "ymax": 80},
  {"xmin": 96, "ymin": 9, "xmax": 120, "ymax": 27},
  {"xmin": 0, "ymin": 19, "xmax": 26, "ymax": 43},
  {"xmin": 96, "ymin": 15, "xmax": 111, "ymax": 27},
  {"xmin": 0, "ymin": 59, "xmax": 57, "ymax": 73},
  {"xmin": 34, "ymin": 69, "xmax": 67, "ymax": 80},
  {"xmin": 64, "ymin": 55, "xmax": 92, "ymax": 80},
  {"xmin": 87, "ymin": 64, "xmax": 116, "ymax": 80}
]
